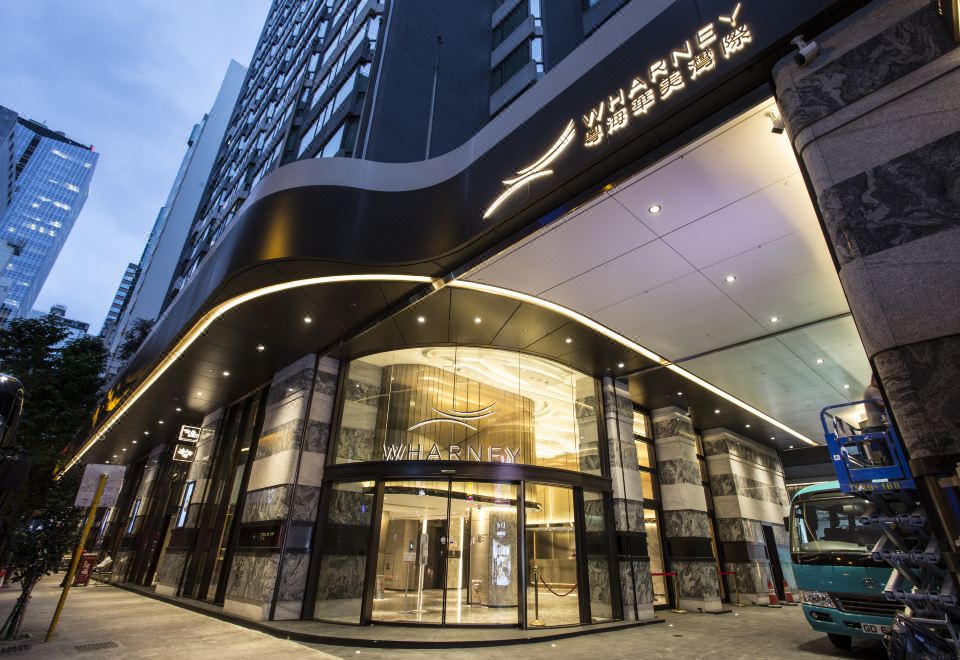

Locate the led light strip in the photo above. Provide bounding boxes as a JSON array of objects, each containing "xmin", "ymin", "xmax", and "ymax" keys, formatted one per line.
[
  {"xmin": 62, "ymin": 270, "xmax": 817, "ymax": 477},
  {"xmin": 447, "ymin": 280, "xmax": 818, "ymax": 446},
  {"xmin": 57, "ymin": 274, "xmax": 434, "ymax": 478}
]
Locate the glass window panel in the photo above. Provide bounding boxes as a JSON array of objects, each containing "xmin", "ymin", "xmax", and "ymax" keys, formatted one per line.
[
  {"xmin": 636, "ymin": 440, "xmax": 653, "ymax": 469},
  {"xmin": 313, "ymin": 481, "xmax": 376, "ymax": 622},
  {"xmin": 333, "ymin": 347, "xmax": 600, "ymax": 474},
  {"xmin": 583, "ymin": 491, "xmax": 614, "ymax": 622},
  {"xmin": 640, "ymin": 471, "xmax": 655, "ymax": 501},
  {"xmin": 644, "ymin": 510, "xmax": 669, "ymax": 605},
  {"xmin": 632, "ymin": 410, "xmax": 650, "ymax": 438},
  {"xmin": 525, "ymin": 483, "xmax": 579, "ymax": 626}
]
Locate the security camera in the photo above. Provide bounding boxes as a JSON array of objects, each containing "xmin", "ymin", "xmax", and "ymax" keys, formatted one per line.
[
  {"xmin": 766, "ymin": 111, "xmax": 785, "ymax": 134},
  {"xmin": 791, "ymin": 36, "xmax": 819, "ymax": 67}
]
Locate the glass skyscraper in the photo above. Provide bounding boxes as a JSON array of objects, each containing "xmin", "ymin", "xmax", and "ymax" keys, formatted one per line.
[{"xmin": 0, "ymin": 117, "xmax": 97, "ymax": 324}]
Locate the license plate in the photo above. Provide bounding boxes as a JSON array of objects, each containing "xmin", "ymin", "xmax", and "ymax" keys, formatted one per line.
[{"xmin": 861, "ymin": 623, "xmax": 891, "ymax": 635}]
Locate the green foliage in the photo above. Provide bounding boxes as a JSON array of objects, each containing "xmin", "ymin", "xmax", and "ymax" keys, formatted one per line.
[
  {"xmin": 117, "ymin": 317, "xmax": 154, "ymax": 362},
  {"xmin": 6, "ymin": 470, "xmax": 84, "ymax": 586}
]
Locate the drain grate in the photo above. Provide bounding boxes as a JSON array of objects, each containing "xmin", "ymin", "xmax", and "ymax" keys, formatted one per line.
[
  {"xmin": 0, "ymin": 645, "xmax": 32, "ymax": 654},
  {"xmin": 76, "ymin": 641, "xmax": 118, "ymax": 652}
]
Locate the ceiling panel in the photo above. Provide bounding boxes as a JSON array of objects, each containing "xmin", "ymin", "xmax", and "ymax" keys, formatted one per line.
[
  {"xmin": 592, "ymin": 272, "xmax": 726, "ymax": 334},
  {"xmin": 470, "ymin": 195, "xmax": 657, "ymax": 295},
  {"xmin": 541, "ymin": 239, "xmax": 694, "ymax": 314},
  {"xmin": 661, "ymin": 173, "xmax": 816, "ymax": 269}
]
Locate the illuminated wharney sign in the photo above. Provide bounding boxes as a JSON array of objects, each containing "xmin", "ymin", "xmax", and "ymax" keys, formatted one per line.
[
  {"xmin": 382, "ymin": 402, "xmax": 522, "ymax": 462},
  {"xmin": 483, "ymin": 2, "xmax": 754, "ymax": 218}
]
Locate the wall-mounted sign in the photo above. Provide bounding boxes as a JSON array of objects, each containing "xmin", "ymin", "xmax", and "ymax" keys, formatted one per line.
[
  {"xmin": 482, "ymin": 2, "xmax": 755, "ymax": 219},
  {"xmin": 382, "ymin": 442, "xmax": 521, "ymax": 463},
  {"xmin": 406, "ymin": 403, "xmax": 497, "ymax": 432},
  {"xmin": 172, "ymin": 442, "xmax": 196, "ymax": 463},
  {"xmin": 178, "ymin": 425, "xmax": 201, "ymax": 443},
  {"xmin": 236, "ymin": 522, "xmax": 284, "ymax": 550}
]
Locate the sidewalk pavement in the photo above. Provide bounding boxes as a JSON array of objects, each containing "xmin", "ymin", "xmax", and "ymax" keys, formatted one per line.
[{"xmin": 0, "ymin": 575, "xmax": 338, "ymax": 658}]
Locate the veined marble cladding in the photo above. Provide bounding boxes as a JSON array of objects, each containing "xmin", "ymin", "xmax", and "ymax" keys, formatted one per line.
[
  {"xmin": 587, "ymin": 557, "xmax": 613, "ymax": 620},
  {"xmin": 156, "ymin": 549, "xmax": 187, "ymax": 589},
  {"xmin": 777, "ymin": 2, "xmax": 953, "ymax": 136},
  {"xmin": 225, "ymin": 552, "xmax": 279, "ymax": 605},
  {"xmin": 709, "ymin": 473, "xmax": 788, "ymax": 507},
  {"xmin": 703, "ymin": 434, "xmax": 782, "ymax": 475},
  {"xmin": 874, "ymin": 335, "xmax": 960, "ymax": 458},
  {"xmin": 716, "ymin": 517, "xmax": 764, "ymax": 544},
  {"xmin": 663, "ymin": 509, "xmax": 710, "ymax": 539},
  {"xmin": 651, "ymin": 412, "xmax": 696, "ymax": 442},
  {"xmin": 821, "ymin": 130, "xmax": 960, "ymax": 266},
  {"xmin": 601, "ymin": 377, "xmax": 653, "ymax": 621},
  {"xmin": 658, "ymin": 458, "xmax": 702, "ymax": 487},
  {"xmin": 724, "ymin": 560, "xmax": 774, "ymax": 602},
  {"xmin": 672, "ymin": 560, "xmax": 721, "ymax": 601},
  {"xmin": 653, "ymin": 407, "xmax": 709, "ymax": 514}
]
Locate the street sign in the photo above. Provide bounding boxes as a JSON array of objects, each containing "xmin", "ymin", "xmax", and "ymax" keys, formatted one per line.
[{"xmin": 74, "ymin": 464, "xmax": 125, "ymax": 508}]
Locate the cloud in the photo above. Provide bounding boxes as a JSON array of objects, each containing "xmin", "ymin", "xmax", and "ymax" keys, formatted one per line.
[{"xmin": 0, "ymin": 0, "xmax": 269, "ymax": 329}]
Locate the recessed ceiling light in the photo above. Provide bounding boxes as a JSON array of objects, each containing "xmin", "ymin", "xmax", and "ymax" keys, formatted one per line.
[
  {"xmin": 112, "ymin": 454, "xmax": 117, "ymax": 459},
  {"xmin": 724, "ymin": 275, "xmax": 736, "ymax": 283},
  {"xmin": 175, "ymin": 407, "xmax": 182, "ymax": 412},
  {"xmin": 474, "ymin": 317, "xmax": 482, "ymax": 324},
  {"xmin": 714, "ymin": 409, "xmax": 720, "ymax": 414},
  {"xmin": 769, "ymin": 316, "xmax": 779, "ymax": 323},
  {"xmin": 256, "ymin": 344, "xmax": 265, "ymax": 352},
  {"xmin": 617, "ymin": 362, "xmax": 625, "ymax": 368},
  {"xmin": 303, "ymin": 315, "xmax": 312, "ymax": 323},
  {"xmin": 196, "ymin": 391, "xmax": 203, "ymax": 396},
  {"xmin": 789, "ymin": 445, "xmax": 794, "ymax": 449},
  {"xmin": 132, "ymin": 440, "xmax": 137, "ymax": 444},
  {"xmin": 222, "ymin": 371, "xmax": 230, "ymax": 376},
  {"xmin": 648, "ymin": 203, "xmax": 662, "ymax": 214},
  {"xmin": 158, "ymin": 420, "xmax": 164, "ymax": 425},
  {"xmin": 287, "ymin": 387, "xmax": 294, "ymax": 392},
  {"xmin": 122, "ymin": 448, "xmax": 127, "ymax": 452},
  {"xmin": 143, "ymin": 431, "xmax": 149, "ymax": 435},
  {"xmin": 816, "ymin": 358, "xmax": 824, "ymax": 364},
  {"xmin": 676, "ymin": 391, "xmax": 682, "ymax": 396},
  {"xmin": 770, "ymin": 436, "xmax": 776, "ymax": 440},
  {"xmin": 745, "ymin": 424, "xmax": 751, "ymax": 428},
  {"xmin": 565, "ymin": 337, "xmax": 573, "ymax": 344},
  {"xmin": 417, "ymin": 316, "xmax": 426, "ymax": 323},
  {"xmin": 843, "ymin": 384, "xmax": 850, "ymax": 390}
]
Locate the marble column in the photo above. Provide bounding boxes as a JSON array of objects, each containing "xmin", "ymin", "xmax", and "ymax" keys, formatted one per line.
[
  {"xmin": 773, "ymin": 0, "xmax": 960, "ymax": 545},
  {"xmin": 602, "ymin": 377, "xmax": 654, "ymax": 621},
  {"xmin": 702, "ymin": 428, "xmax": 793, "ymax": 605},
  {"xmin": 651, "ymin": 407, "xmax": 722, "ymax": 612},
  {"xmin": 223, "ymin": 354, "xmax": 340, "ymax": 621},
  {"xmin": 155, "ymin": 409, "xmax": 223, "ymax": 597}
]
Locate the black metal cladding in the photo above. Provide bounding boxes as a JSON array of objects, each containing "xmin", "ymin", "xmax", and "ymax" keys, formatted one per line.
[{"xmin": 88, "ymin": 0, "xmax": 862, "ymax": 452}]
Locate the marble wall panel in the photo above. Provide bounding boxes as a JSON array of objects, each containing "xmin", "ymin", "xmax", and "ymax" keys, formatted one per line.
[
  {"xmin": 671, "ymin": 560, "xmax": 721, "ymax": 600},
  {"xmin": 241, "ymin": 485, "xmax": 290, "ymax": 523},
  {"xmin": 777, "ymin": 3, "xmax": 953, "ymax": 135},
  {"xmin": 156, "ymin": 549, "xmax": 188, "ymax": 589},
  {"xmin": 226, "ymin": 552, "xmax": 279, "ymax": 603},
  {"xmin": 663, "ymin": 509, "xmax": 710, "ymax": 539}
]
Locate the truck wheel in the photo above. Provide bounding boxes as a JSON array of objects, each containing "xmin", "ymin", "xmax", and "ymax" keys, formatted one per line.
[{"xmin": 827, "ymin": 633, "xmax": 852, "ymax": 650}]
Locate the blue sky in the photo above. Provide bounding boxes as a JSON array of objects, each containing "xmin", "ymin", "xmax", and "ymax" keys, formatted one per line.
[{"xmin": 0, "ymin": 1, "xmax": 269, "ymax": 329}]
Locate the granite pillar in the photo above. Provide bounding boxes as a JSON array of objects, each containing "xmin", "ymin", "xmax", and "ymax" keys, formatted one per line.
[
  {"xmin": 773, "ymin": 0, "xmax": 960, "ymax": 547},
  {"xmin": 702, "ymin": 428, "xmax": 793, "ymax": 604},
  {"xmin": 652, "ymin": 407, "xmax": 722, "ymax": 612},
  {"xmin": 602, "ymin": 377, "xmax": 654, "ymax": 621},
  {"xmin": 223, "ymin": 354, "xmax": 340, "ymax": 621}
]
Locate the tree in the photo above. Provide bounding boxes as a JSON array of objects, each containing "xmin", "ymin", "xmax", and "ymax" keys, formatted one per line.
[
  {"xmin": 0, "ymin": 471, "xmax": 82, "ymax": 640},
  {"xmin": 0, "ymin": 316, "xmax": 106, "ymax": 637},
  {"xmin": 116, "ymin": 318, "xmax": 154, "ymax": 362}
]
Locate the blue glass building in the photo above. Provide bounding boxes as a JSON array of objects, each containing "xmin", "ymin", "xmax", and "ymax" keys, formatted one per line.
[{"xmin": 0, "ymin": 117, "xmax": 97, "ymax": 324}]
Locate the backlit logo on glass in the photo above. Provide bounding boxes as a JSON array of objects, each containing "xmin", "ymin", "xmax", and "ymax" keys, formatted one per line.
[{"xmin": 406, "ymin": 402, "xmax": 497, "ymax": 432}]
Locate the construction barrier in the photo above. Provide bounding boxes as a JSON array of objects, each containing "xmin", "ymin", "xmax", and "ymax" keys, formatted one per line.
[{"xmin": 766, "ymin": 580, "xmax": 783, "ymax": 608}]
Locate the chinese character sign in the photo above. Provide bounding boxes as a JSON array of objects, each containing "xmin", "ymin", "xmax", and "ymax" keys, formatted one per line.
[{"xmin": 581, "ymin": 2, "xmax": 751, "ymax": 148}]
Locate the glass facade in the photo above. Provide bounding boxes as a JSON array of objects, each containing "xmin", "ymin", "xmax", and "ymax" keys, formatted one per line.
[
  {"xmin": 0, "ymin": 121, "xmax": 97, "ymax": 323},
  {"xmin": 334, "ymin": 347, "xmax": 601, "ymax": 473}
]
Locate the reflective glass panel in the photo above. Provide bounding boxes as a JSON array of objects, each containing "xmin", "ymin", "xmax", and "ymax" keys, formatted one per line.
[
  {"xmin": 525, "ymin": 483, "xmax": 580, "ymax": 626},
  {"xmin": 334, "ymin": 347, "xmax": 600, "ymax": 474},
  {"xmin": 313, "ymin": 482, "xmax": 376, "ymax": 622},
  {"xmin": 583, "ymin": 491, "xmax": 614, "ymax": 622}
]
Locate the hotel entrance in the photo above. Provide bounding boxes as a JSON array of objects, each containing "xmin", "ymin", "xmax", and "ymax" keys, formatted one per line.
[{"xmin": 308, "ymin": 474, "xmax": 615, "ymax": 628}]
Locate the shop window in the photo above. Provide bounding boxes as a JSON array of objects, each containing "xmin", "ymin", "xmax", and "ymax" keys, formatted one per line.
[
  {"xmin": 176, "ymin": 481, "xmax": 195, "ymax": 528},
  {"xmin": 332, "ymin": 346, "xmax": 601, "ymax": 475},
  {"xmin": 639, "ymin": 471, "xmax": 657, "ymax": 501},
  {"xmin": 127, "ymin": 498, "xmax": 141, "ymax": 534},
  {"xmin": 644, "ymin": 510, "xmax": 668, "ymax": 605}
]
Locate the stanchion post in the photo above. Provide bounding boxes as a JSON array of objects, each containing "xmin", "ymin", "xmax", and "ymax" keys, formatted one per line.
[
  {"xmin": 670, "ymin": 571, "xmax": 687, "ymax": 614},
  {"xmin": 46, "ymin": 473, "xmax": 107, "ymax": 642},
  {"xmin": 531, "ymin": 564, "xmax": 544, "ymax": 626}
]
